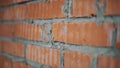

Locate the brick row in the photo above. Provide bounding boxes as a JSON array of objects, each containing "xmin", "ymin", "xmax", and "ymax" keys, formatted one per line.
[
  {"xmin": 0, "ymin": 0, "xmax": 29, "ymax": 6},
  {"xmin": 26, "ymin": 44, "xmax": 60, "ymax": 68},
  {"xmin": 0, "ymin": 23, "xmax": 42, "ymax": 41},
  {"xmin": 0, "ymin": 0, "xmax": 120, "ymax": 20},
  {"xmin": 0, "ymin": 41, "xmax": 24, "ymax": 57},
  {"xmin": 14, "ymin": 23, "xmax": 42, "ymax": 41},
  {"xmin": 72, "ymin": 0, "xmax": 120, "ymax": 17},
  {"xmin": 64, "ymin": 51, "xmax": 93, "ymax": 68},
  {"xmin": 0, "ymin": 0, "xmax": 65, "ymax": 20},
  {"xmin": 52, "ymin": 22, "xmax": 114, "ymax": 47},
  {"xmin": 98, "ymin": 56, "xmax": 120, "ymax": 68},
  {"xmin": 0, "ymin": 24, "xmax": 13, "ymax": 37},
  {"xmin": 0, "ymin": 56, "xmax": 32, "ymax": 68}
]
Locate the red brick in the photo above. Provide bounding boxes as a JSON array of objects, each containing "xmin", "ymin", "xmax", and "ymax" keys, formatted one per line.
[
  {"xmin": 26, "ymin": 45, "xmax": 60, "ymax": 68},
  {"xmin": 0, "ymin": 5, "xmax": 26, "ymax": 20},
  {"xmin": 0, "ymin": 56, "xmax": 12, "ymax": 68},
  {"xmin": 0, "ymin": 10, "xmax": 5, "ymax": 20},
  {"xmin": 0, "ymin": 0, "xmax": 29, "ymax": 6},
  {"xmin": 98, "ymin": 56, "xmax": 120, "ymax": 68},
  {"xmin": 13, "ymin": 62, "xmax": 32, "ymax": 68},
  {"xmin": 2, "ymin": 41, "xmax": 24, "ymax": 57},
  {"xmin": 105, "ymin": 0, "xmax": 120, "ymax": 15},
  {"xmin": 0, "ymin": 24, "xmax": 13, "ymax": 37},
  {"xmin": 0, "ymin": 41, "xmax": 2, "ymax": 52},
  {"xmin": 117, "ymin": 24, "xmax": 120, "ymax": 49},
  {"xmin": 16, "ymin": 5, "xmax": 27, "ymax": 20},
  {"xmin": 64, "ymin": 51, "xmax": 93, "ymax": 68},
  {"xmin": 3, "ymin": 7, "xmax": 16, "ymax": 20},
  {"xmin": 0, "ymin": 0, "xmax": 14, "ymax": 6},
  {"xmin": 52, "ymin": 22, "xmax": 114, "ymax": 47},
  {"xmin": 27, "ymin": 0, "xmax": 65, "ymax": 19},
  {"xmin": 14, "ymin": 23, "xmax": 42, "ymax": 41},
  {"xmin": 0, "ymin": 7, "xmax": 15, "ymax": 20},
  {"xmin": 71, "ymin": 0, "xmax": 96, "ymax": 17}
]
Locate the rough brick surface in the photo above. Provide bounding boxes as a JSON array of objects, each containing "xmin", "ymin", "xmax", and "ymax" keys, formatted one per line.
[
  {"xmin": 13, "ymin": 62, "xmax": 32, "ymax": 68},
  {"xmin": 0, "ymin": 10, "xmax": 5, "ymax": 20},
  {"xmin": 0, "ymin": 5, "xmax": 26, "ymax": 20},
  {"xmin": 14, "ymin": 23, "xmax": 42, "ymax": 41},
  {"xmin": 16, "ymin": 5, "xmax": 27, "ymax": 20},
  {"xmin": 27, "ymin": 0, "xmax": 65, "ymax": 19},
  {"xmin": 3, "ymin": 7, "xmax": 16, "ymax": 20},
  {"xmin": 0, "ymin": 56, "xmax": 12, "ymax": 68},
  {"xmin": 117, "ymin": 24, "xmax": 120, "ymax": 49},
  {"xmin": 98, "ymin": 56, "xmax": 120, "ymax": 68},
  {"xmin": 105, "ymin": 0, "xmax": 120, "ymax": 15},
  {"xmin": 53, "ymin": 22, "xmax": 114, "ymax": 47},
  {"xmin": 0, "ymin": 24, "xmax": 13, "ymax": 37},
  {"xmin": 64, "ymin": 51, "xmax": 93, "ymax": 68},
  {"xmin": 26, "ymin": 45, "xmax": 60, "ymax": 68},
  {"xmin": 0, "ymin": 41, "xmax": 2, "ymax": 52},
  {"xmin": 2, "ymin": 41, "xmax": 24, "ymax": 57},
  {"xmin": 0, "ymin": 0, "xmax": 28, "ymax": 6},
  {"xmin": 71, "ymin": 0, "xmax": 96, "ymax": 17}
]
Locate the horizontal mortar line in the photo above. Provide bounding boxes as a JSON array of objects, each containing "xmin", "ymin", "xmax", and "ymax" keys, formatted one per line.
[
  {"xmin": 0, "ymin": 36, "xmax": 58, "ymax": 49},
  {"xmin": 0, "ymin": 53, "xmax": 52, "ymax": 68},
  {"xmin": 0, "ymin": 0, "xmax": 49, "ymax": 9},
  {"xmin": 0, "ymin": 16, "xmax": 120, "ymax": 24},
  {"xmin": 1, "ymin": 36, "xmax": 120, "ymax": 57},
  {"xmin": 63, "ymin": 44, "xmax": 120, "ymax": 57}
]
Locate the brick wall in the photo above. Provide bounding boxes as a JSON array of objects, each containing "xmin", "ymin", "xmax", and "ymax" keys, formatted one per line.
[{"xmin": 0, "ymin": 0, "xmax": 120, "ymax": 68}]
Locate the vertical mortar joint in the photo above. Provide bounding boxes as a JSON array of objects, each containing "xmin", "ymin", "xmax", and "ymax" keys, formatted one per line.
[
  {"xmin": 96, "ymin": 0, "xmax": 106, "ymax": 25},
  {"xmin": 91, "ymin": 55, "xmax": 98, "ymax": 68}
]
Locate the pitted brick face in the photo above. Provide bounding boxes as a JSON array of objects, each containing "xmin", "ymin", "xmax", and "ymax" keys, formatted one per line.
[
  {"xmin": 0, "ymin": 57, "xmax": 12, "ymax": 68},
  {"xmin": 105, "ymin": 0, "xmax": 120, "ymax": 15},
  {"xmin": 14, "ymin": 23, "xmax": 42, "ymax": 41},
  {"xmin": 27, "ymin": 0, "xmax": 65, "ymax": 19},
  {"xmin": 71, "ymin": 0, "xmax": 96, "ymax": 17},
  {"xmin": 2, "ymin": 41, "xmax": 24, "ymax": 57},
  {"xmin": 0, "ymin": 0, "xmax": 29, "ymax": 6},
  {"xmin": 0, "ymin": 0, "xmax": 120, "ymax": 68},
  {"xmin": 52, "ymin": 22, "xmax": 114, "ymax": 47},
  {"xmin": 64, "ymin": 51, "xmax": 93, "ymax": 68},
  {"xmin": 26, "ymin": 44, "xmax": 60, "ymax": 68},
  {"xmin": 0, "ymin": 24, "xmax": 14, "ymax": 37},
  {"xmin": 98, "ymin": 56, "xmax": 120, "ymax": 68}
]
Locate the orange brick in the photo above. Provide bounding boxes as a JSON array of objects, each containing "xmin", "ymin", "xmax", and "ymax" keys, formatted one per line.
[
  {"xmin": 105, "ymin": 0, "xmax": 120, "ymax": 15},
  {"xmin": 3, "ymin": 7, "xmax": 16, "ymax": 20},
  {"xmin": 0, "ymin": 56, "xmax": 12, "ymax": 68},
  {"xmin": 117, "ymin": 24, "xmax": 120, "ymax": 49},
  {"xmin": 98, "ymin": 56, "xmax": 120, "ymax": 68},
  {"xmin": 71, "ymin": 0, "xmax": 96, "ymax": 17},
  {"xmin": 0, "ymin": 0, "xmax": 28, "ymax": 6},
  {"xmin": 13, "ymin": 62, "xmax": 32, "ymax": 68},
  {"xmin": 0, "ymin": 41, "xmax": 2, "ymax": 52},
  {"xmin": 64, "ymin": 51, "xmax": 93, "ymax": 68},
  {"xmin": 0, "ymin": 10, "xmax": 5, "ymax": 20},
  {"xmin": 0, "ymin": 5, "xmax": 27, "ymax": 20},
  {"xmin": 2, "ymin": 41, "xmax": 24, "ymax": 57},
  {"xmin": 52, "ymin": 22, "xmax": 114, "ymax": 47},
  {"xmin": 14, "ymin": 23, "xmax": 42, "ymax": 41},
  {"xmin": 0, "ymin": 0, "xmax": 13, "ymax": 6},
  {"xmin": 26, "ymin": 45, "xmax": 60, "ymax": 68},
  {"xmin": 27, "ymin": 0, "xmax": 65, "ymax": 19},
  {"xmin": 0, "ymin": 24, "xmax": 13, "ymax": 37},
  {"xmin": 16, "ymin": 5, "xmax": 27, "ymax": 20}
]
